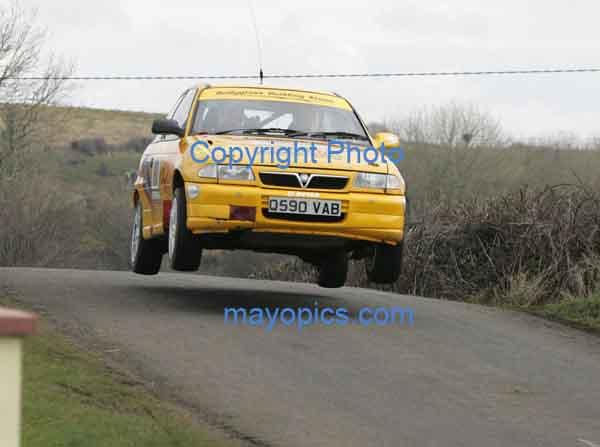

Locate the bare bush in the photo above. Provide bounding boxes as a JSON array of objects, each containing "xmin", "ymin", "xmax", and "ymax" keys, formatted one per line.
[
  {"xmin": 253, "ymin": 258, "xmax": 317, "ymax": 283},
  {"xmin": 123, "ymin": 136, "xmax": 152, "ymax": 153},
  {"xmin": 388, "ymin": 185, "xmax": 600, "ymax": 304},
  {"xmin": 69, "ymin": 136, "xmax": 152, "ymax": 156},
  {"xmin": 0, "ymin": 172, "xmax": 83, "ymax": 266},
  {"xmin": 70, "ymin": 137, "xmax": 108, "ymax": 156},
  {"xmin": 75, "ymin": 187, "xmax": 132, "ymax": 270}
]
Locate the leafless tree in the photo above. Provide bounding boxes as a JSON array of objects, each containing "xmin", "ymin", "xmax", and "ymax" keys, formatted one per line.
[
  {"xmin": 0, "ymin": 1, "xmax": 76, "ymax": 267},
  {"xmin": 385, "ymin": 102, "xmax": 511, "ymax": 208},
  {"xmin": 390, "ymin": 102, "xmax": 506, "ymax": 149},
  {"xmin": 0, "ymin": 0, "xmax": 73, "ymax": 177}
]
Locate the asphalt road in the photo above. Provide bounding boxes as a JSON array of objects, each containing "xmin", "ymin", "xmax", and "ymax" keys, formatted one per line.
[{"xmin": 2, "ymin": 268, "xmax": 600, "ymax": 447}]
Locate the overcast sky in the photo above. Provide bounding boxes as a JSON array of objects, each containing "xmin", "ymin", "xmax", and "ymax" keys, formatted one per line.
[{"xmin": 12, "ymin": 0, "xmax": 600, "ymax": 139}]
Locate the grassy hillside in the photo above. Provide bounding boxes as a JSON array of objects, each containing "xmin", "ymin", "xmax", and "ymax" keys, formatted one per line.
[{"xmin": 50, "ymin": 106, "xmax": 162, "ymax": 146}]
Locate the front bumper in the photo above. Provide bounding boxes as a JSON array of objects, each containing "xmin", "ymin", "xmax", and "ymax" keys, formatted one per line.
[{"xmin": 185, "ymin": 182, "xmax": 405, "ymax": 245}]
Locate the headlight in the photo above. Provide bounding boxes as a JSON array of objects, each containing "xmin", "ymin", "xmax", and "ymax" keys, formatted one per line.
[
  {"xmin": 218, "ymin": 165, "xmax": 254, "ymax": 181},
  {"xmin": 198, "ymin": 164, "xmax": 254, "ymax": 181},
  {"xmin": 353, "ymin": 172, "xmax": 404, "ymax": 193},
  {"xmin": 354, "ymin": 172, "xmax": 387, "ymax": 189}
]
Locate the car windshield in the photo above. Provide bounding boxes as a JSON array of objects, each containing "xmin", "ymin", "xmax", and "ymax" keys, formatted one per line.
[{"xmin": 191, "ymin": 99, "xmax": 369, "ymax": 141}]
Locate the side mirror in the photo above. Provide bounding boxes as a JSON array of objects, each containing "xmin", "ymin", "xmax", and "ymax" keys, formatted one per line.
[
  {"xmin": 372, "ymin": 132, "xmax": 400, "ymax": 149},
  {"xmin": 152, "ymin": 118, "xmax": 185, "ymax": 137}
]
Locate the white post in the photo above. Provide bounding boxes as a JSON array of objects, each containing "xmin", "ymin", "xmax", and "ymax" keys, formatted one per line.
[{"xmin": 0, "ymin": 308, "xmax": 36, "ymax": 447}]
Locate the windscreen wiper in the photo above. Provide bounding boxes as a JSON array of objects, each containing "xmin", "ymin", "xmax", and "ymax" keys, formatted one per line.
[
  {"xmin": 214, "ymin": 128, "xmax": 303, "ymax": 136},
  {"xmin": 292, "ymin": 131, "xmax": 370, "ymax": 141}
]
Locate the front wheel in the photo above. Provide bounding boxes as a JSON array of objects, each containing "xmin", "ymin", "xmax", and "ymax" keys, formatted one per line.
[
  {"xmin": 130, "ymin": 201, "xmax": 163, "ymax": 275},
  {"xmin": 168, "ymin": 187, "xmax": 202, "ymax": 271},
  {"xmin": 317, "ymin": 251, "xmax": 348, "ymax": 288},
  {"xmin": 365, "ymin": 242, "xmax": 403, "ymax": 284}
]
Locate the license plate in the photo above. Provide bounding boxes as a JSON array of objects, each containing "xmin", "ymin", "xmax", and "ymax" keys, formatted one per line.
[{"xmin": 267, "ymin": 197, "xmax": 342, "ymax": 216}]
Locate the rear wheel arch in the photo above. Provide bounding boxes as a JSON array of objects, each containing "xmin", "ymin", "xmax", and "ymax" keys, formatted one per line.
[
  {"xmin": 172, "ymin": 170, "xmax": 184, "ymax": 192},
  {"xmin": 132, "ymin": 190, "xmax": 139, "ymax": 208},
  {"xmin": 164, "ymin": 170, "xmax": 185, "ymax": 229}
]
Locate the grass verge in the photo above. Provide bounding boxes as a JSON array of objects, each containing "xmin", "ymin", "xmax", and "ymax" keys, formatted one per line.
[
  {"xmin": 7, "ymin": 308, "xmax": 239, "ymax": 447},
  {"xmin": 533, "ymin": 295, "xmax": 600, "ymax": 332}
]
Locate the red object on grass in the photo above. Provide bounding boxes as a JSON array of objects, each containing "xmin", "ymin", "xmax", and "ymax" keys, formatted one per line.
[{"xmin": 0, "ymin": 307, "xmax": 37, "ymax": 336}]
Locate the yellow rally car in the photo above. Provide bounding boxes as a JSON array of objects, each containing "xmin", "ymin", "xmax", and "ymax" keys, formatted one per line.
[{"xmin": 130, "ymin": 85, "xmax": 406, "ymax": 288}]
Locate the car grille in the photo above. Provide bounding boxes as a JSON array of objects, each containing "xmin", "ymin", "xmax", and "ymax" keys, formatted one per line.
[{"xmin": 259, "ymin": 172, "xmax": 348, "ymax": 190}]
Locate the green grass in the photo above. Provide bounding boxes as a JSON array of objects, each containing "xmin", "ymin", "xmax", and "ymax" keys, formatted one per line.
[
  {"xmin": 19, "ymin": 320, "xmax": 238, "ymax": 447},
  {"xmin": 536, "ymin": 295, "xmax": 600, "ymax": 331}
]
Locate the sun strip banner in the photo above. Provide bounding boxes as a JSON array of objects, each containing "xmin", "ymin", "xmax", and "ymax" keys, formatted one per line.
[{"xmin": 199, "ymin": 86, "xmax": 352, "ymax": 110}]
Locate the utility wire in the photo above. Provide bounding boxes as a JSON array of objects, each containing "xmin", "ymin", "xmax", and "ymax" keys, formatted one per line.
[{"xmin": 5, "ymin": 67, "xmax": 600, "ymax": 81}]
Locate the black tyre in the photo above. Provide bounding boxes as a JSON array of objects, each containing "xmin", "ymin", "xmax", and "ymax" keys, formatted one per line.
[
  {"xmin": 168, "ymin": 187, "xmax": 202, "ymax": 271},
  {"xmin": 130, "ymin": 201, "xmax": 163, "ymax": 275},
  {"xmin": 365, "ymin": 241, "xmax": 403, "ymax": 284},
  {"xmin": 317, "ymin": 251, "xmax": 348, "ymax": 288}
]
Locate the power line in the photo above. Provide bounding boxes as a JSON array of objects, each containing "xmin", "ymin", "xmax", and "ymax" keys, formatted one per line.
[{"xmin": 5, "ymin": 67, "xmax": 600, "ymax": 81}]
